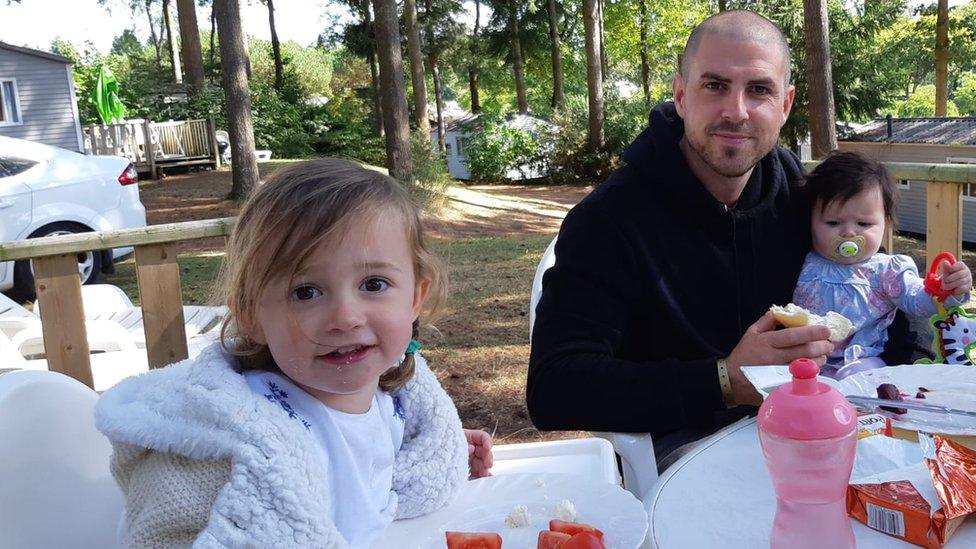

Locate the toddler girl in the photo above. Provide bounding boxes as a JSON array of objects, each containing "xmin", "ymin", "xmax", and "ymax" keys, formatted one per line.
[
  {"xmin": 96, "ymin": 158, "xmax": 486, "ymax": 547},
  {"xmin": 794, "ymin": 151, "xmax": 972, "ymax": 379}
]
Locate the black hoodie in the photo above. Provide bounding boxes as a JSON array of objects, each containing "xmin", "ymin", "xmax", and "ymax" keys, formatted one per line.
[{"xmin": 527, "ymin": 102, "xmax": 810, "ymax": 437}]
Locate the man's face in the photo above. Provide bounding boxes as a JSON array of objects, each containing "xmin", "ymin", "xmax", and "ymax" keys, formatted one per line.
[{"xmin": 673, "ymin": 32, "xmax": 795, "ymax": 179}]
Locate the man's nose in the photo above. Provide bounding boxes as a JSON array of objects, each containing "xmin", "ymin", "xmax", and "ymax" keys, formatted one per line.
[{"xmin": 721, "ymin": 89, "xmax": 749, "ymax": 123}]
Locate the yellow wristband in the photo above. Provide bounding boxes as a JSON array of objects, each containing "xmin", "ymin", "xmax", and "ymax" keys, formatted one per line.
[{"xmin": 716, "ymin": 357, "xmax": 735, "ymax": 408}]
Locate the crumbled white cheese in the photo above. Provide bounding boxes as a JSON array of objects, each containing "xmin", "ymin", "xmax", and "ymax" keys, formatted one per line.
[
  {"xmin": 504, "ymin": 504, "xmax": 531, "ymax": 528},
  {"xmin": 554, "ymin": 499, "xmax": 578, "ymax": 522}
]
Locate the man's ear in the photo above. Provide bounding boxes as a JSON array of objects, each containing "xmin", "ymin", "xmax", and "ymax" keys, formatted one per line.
[
  {"xmin": 413, "ymin": 277, "xmax": 431, "ymax": 319},
  {"xmin": 781, "ymin": 84, "xmax": 796, "ymax": 122},
  {"xmin": 672, "ymin": 73, "xmax": 687, "ymax": 118}
]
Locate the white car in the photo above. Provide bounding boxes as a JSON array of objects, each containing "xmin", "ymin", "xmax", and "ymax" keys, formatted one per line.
[{"xmin": 0, "ymin": 136, "xmax": 147, "ymax": 301}]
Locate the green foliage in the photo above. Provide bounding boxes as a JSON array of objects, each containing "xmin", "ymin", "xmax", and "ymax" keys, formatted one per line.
[
  {"xmin": 894, "ymin": 84, "xmax": 961, "ymax": 117},
  {"xmin": 954, "ymin": 73, "xmax": 976, "ymax": 116},
  {"xmin": 466, "ymin": 114, "xmax": 544, "ymax": 181},
  {"xmin": 409, "ymin": 131, "xmax": 454, "ymax": 207}
]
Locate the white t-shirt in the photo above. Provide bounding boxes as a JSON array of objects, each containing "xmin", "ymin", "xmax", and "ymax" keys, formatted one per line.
[{"xmin": 244, "ymin": 370, "xmax": 405, "ymax": 548}]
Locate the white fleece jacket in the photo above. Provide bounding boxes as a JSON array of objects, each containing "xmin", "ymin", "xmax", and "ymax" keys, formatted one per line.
[{"xmin": 95, "ymin": 344, "xmax": 468, "ymax": 548}]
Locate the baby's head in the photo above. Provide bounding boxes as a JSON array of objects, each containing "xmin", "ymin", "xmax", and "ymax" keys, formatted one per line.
[
  {"xmin": 803, "ymin": 151, "xmax": 895, "ymax": 264},
  {"xmin": 216, "ymin": 158, "xmax": 446, "ymax": 407}
]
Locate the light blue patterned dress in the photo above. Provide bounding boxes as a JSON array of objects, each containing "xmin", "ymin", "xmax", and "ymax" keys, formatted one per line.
[{"xmin": 793, "ymin": 251, "xmax": 965, "ymax": 376}]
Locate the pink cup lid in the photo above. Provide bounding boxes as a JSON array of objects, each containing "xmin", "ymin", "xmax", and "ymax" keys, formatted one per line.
[{"xmin": 758, "ymin": 358, "xmax": 856, "ymax": 440}]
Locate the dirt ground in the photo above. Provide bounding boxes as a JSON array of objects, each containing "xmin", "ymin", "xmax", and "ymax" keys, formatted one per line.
[
  {"xmin": 139, "ymin": 167, "xmax": 593, "ymax": 443},
  {"xmin": 142, "ymin": 167, "xmax": 590, "ymax": 245}
]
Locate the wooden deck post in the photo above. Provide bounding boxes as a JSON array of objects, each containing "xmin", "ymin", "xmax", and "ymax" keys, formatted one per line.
[
  {"xmin": 208, "ymin": 117, "xmax": 221, "ymax": 169},
  {"xmin": 32, "ymin": 255, "xmax": 93, "ymax": 388},
  {"xmin": 135, "ymin": 244, "xmax": 189, "ymax": 368},
  {"xmin": 926, "ymin": 181, "xmax": 963, "ymax": 263},
  {"xmin": 144, "ymin": 119, "xmax": 157, "ymax": 180}
]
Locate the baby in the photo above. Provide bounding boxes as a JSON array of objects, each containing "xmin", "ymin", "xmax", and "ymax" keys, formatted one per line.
[{"xmin": 794, "ymin": 152, "xmax": 972, "ymax": 379}]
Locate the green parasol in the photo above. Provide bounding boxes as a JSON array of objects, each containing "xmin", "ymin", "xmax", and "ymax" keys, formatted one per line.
[{"xmin": 93, "ymin": 65, "xmax": 126, "ymax": 124}]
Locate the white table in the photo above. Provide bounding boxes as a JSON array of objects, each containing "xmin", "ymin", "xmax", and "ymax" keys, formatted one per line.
[{"xmin": 643, "ymin": 418, "xmax": 976, "ymax": 548}]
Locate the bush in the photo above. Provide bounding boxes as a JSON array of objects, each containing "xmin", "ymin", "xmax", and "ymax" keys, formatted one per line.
[
  {"xmin": 409, "ymin": 131, "xmax": 453, "ymax": 208},
  {"xmin": 466, "ymin": 114, "xmax": 544, "ymax": 181},
  {"xmin": 543, "ymin": 90, "xmax": 651, "ymax": 185}
]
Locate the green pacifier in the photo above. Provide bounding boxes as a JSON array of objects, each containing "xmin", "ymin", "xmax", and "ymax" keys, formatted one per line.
[{"xmin": 832, "ymin": 235, "xmax": 866, "ymax": 260}]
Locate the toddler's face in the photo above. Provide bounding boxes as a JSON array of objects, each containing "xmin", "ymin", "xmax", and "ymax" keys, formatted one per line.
[
  {"xmin": 250, "ymin": 211, "xmax": 427, "ymax": 413},
  {"xmin": 811, "ymin": 186, "xmax": 885, "ymax": 265}
]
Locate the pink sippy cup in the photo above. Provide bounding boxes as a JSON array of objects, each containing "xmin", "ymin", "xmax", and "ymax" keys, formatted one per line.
[{"xmin": 758, "ymin": 358, "xmax": 857, "ymax": 549}]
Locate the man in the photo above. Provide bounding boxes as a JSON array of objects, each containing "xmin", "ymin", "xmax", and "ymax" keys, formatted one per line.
[{"xmin": 526, "ymin": 10, "xmax": 834, "ymax": 463}]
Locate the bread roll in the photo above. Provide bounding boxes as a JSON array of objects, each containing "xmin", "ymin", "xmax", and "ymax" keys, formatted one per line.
[{"xmin": 769, "ymin": 303, "xmax": 853, "ymax": 342}]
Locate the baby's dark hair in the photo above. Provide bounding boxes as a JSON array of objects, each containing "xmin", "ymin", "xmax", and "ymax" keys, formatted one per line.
[{"xmin": 803, "ymin": 151, "xmax": 896, "ymax": 222}]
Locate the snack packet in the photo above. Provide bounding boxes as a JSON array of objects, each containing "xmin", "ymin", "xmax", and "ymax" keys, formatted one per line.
[{"xmin": 847, "ymin": 433, "xmax": 976, "ymax": 548}]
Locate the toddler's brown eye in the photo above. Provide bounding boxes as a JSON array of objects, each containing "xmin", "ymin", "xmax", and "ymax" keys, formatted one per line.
[
  {"xmin": 361, "ymin": 278, "xmax": 389, "ymax": 292},
  {"xmin": 292, "ymin": 286, "xmax": 319, "ymax": 301}
]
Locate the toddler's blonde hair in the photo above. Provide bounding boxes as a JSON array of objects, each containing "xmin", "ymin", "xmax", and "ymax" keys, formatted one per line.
[{"xmin": 215, "ymin": 158, "xmax": 447, "ymax": 392}]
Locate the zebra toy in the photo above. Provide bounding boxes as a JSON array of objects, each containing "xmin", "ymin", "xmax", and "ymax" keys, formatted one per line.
[{"xmin": 929, "ymin": 308, "xmax": 976, "ymax": 366}]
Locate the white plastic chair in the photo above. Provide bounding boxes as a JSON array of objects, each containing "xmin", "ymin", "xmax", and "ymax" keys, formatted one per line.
[
  {"xmin": 37, "ymin": 284, "xmax": 227, "ymax": 348},
  {"xmin": 0, "ymin": 292, "xmax": 141, "ymax": 358},
  {"xmin": 529, "ymin": 235, "xmax": 659, "ymax": 500},
  {"xmin": 0, "ymin": 329, "xmax": 149, "ymax": 392},
  {"xmin": 0, "ymin": 369, "xmax": 123, "ymax": 548}
]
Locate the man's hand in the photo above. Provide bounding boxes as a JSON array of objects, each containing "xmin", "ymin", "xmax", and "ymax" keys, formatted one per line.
[
  {"xmin": 726, "ymin": 312, "xmax": 834, "ymax": 406},
  {"xmin": 463, "ymin": 428, "xmax": 493, "ymax": 479}
]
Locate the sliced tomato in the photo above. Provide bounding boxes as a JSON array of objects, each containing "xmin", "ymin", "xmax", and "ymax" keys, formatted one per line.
[
  {"xmin": 538, "ymin": 529, "xmax": 573, "ymax": 549},
  {"xmin": 547, "ymin": 520, "xmax": 605, "ymax": 542},
  {"xmin": 445, "ymin": 531, "xmax": 503, "ymax": 549},
  {"xmin": 560, "ymin": 531, "xmax": 606, "ymax": 549}
]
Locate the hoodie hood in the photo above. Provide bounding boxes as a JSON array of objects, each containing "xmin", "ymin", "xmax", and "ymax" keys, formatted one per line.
[{"xmin": 621, "ymin": 101, "xmax": 789, "ymax": 222}]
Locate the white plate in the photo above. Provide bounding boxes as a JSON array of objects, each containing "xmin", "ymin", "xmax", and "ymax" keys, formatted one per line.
[
  {"xmin": 838, "ymin": 364, "xmax": 976, "ymax": 435},
  {"xmin": 373, "ymin": 473, "xmax": 648, "ymax": 549}
]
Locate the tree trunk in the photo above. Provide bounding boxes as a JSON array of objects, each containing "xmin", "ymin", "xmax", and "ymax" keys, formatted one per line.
[
  {"xmin": 547, "ymin": 0, "xmax": 564, "ymax": 110},
  {"xmin": 430, "ymin": 53, "xmax": 446, "ymax": 153},
  {"xmin": 404, "ymin": 0, "xmax": 430, "ymax": 136},
  {"xmin": 469, "ymin": 0, "xmax": 481, "ymax": 113},
  {"xmin": 423, "ymin": 0, "xmax": 444, "ymax": 152},
  {"xmin": 176, "ymin": 0, "xmax": 205, "ymax": 93},
  {"xmin": 266, "ymin": 0, "xmax": 284, "ymax": 93},
  {"xmin": 803, "ymin": 0, "xmax": 837, "ymax": 159},
  {"xmin": 372, "ymin": 0, "xmax": 413, "ymax": 183},
  {"xmin": 509, "ymin": 5, "xmax": 528, "ymax": 114},
  {"xmin": 583, "ymin": 0, "xmax": 603, "ymax": 152},
  {"xmin": 163, "ymin": 0, "xmax": 183, "ymax": 83},
  {"xmin": 597, "ymin": 0, "xmax": 607, "ymax": 85},
  {"xmin": 209, "ymin": 7, "xmax": 217, "ymax": 83},
  {"xmin": 935, "ymin": 0, "xmax": 949, "ymax": 116},
  {"xmin": 639, "ymin": 0, "xmax": 650, "ymax": 107},
  {"xmin": 363, "ymin": 0, "xmax": 384, "ymax": 137},
  {"xmin": 147, "ymin": 0, "xmax": 162, "ymax": 70},
  {"xmin": 214, "ymin": 0, "xmax": 259, "ymax": 200}
]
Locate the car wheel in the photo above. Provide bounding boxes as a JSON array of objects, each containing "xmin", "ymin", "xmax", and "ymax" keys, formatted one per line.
[{"xmin": 10, "ymin": 223, "xmax": 102, "ymax": 302}]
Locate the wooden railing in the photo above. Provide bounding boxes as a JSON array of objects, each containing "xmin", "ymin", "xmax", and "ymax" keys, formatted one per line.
[
  {"xmin": 0, "ymin": 162, "xmax": 975, "ymax": 389},
  {"xmin": 0, "ymin": 218, "xmax": 235, "ymax": 387},
  {"xmin": 81, "ymin": 118, "xmax": 220, "ymax": 178}
]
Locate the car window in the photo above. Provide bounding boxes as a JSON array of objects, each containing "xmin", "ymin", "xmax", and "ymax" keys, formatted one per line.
[{"xmin": 0, "ymin": 156, "xmax": 38, "ymax": 178}]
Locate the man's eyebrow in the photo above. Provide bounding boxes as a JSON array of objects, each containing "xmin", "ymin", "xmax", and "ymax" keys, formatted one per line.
[
  {"xmin": 700, "ymin": 72, "xmax": 731, "ymax": 83},
  {"xmin": 748, "ymin": 77, "xmax": 778, "ymax": 88}
]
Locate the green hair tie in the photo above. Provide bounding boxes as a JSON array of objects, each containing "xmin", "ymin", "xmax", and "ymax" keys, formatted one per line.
[{"xmin": 405, "ymin": 339, "xmax": 422, "ymax": 355}]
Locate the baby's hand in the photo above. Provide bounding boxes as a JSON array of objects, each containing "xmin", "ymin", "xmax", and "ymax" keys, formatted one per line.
[
  {"xmin": 463, "ymin": 428, "xmax": 493, "ymax": 479},
  {"xmin": 942, "ymin": 260, "xmax": 973, "ymax": 300}
]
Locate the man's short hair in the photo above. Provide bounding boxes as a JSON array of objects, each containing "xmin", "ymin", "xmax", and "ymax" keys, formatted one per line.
[{"xmin": 679, "ymin": 10, "xmax": 792, "ymax": 86}]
